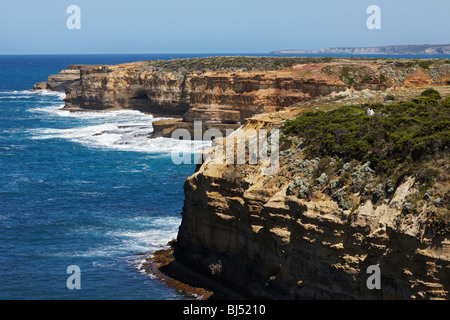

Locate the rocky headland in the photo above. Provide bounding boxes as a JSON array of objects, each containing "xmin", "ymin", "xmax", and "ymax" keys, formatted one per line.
[
  {"xmin": 34, "ymin": 56, "xmax": 450, "ymax": 299},
  {"xmin": 273, "ymin": 44, "xmax": 450, "ymax": 55},
  {"xmin": 34, "ymin": 56, "xmax": 450, "ymax": 138},
  {"xmin": 173, "ymin": 87, "xmax": 450, "ymax": 300}
]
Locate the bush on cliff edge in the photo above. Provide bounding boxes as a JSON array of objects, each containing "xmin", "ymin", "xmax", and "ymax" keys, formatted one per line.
[
  {"xmin": 282, "ymin": 90, "xmax": 449, "ymax": 220},
  {"xmin": 283, "ymin": 89, "xmax": 449, "ymax": 177}
]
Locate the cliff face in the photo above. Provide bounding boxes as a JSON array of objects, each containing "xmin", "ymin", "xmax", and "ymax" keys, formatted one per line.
[
  {"xmin": 62, "ymin": 63, "xmax": 191, "ymax": 116},
  {"xmin": 37, "ymin": 58, "xmax": 450, "ymax": 127},
  {"xmin": 274, "ymin": 44, "xmax": 450, "ymax": 55},
  {"xmin": 60, "ymin": 62, "xmax": 352, "ymax": 122},
  {"xmin": 174, "ymin": 100, "xmax": 450, "ymax": 300},
  {"xmin": 33, "ymin": 57, "xmax": 450, "ymax": 299},
  {"xmin": 33, "ymin": 68, "xmax": 81, "ymax": 92}
]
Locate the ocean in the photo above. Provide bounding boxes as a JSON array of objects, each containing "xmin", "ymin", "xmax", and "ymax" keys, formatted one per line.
[
  {"xmin": 1, "ymin": 53, "xmax": 449, "ymax": 300},
  {"xmin": 0, "ymin": 54, "xmax": 212, "ymax": 300}
]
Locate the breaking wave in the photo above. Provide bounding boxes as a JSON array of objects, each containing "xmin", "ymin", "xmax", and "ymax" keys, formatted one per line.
[{"xmin": 28, "ymin": 105, "xmax": 211, "ymax": 154}]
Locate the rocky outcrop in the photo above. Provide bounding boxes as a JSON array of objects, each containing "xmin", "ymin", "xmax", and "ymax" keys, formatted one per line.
[
  {"xmin": 33, "ymin": 57, "xmax": 450, "ymax": 299},
  {"xmin": 151, "ymin": 119, "xmax": 244, "ymax": 140},
  {"xmin": 273, "ymin": 44, "xmax": 450, "ymax": 55},
  {"xmin": 62, "ymin": 63, "xmax": 193, "ymax": 116},
  {"xmin": 34, "ymin": 57, "xmax": 450, "ymax": 138},
  {"xmin": 59, "ymin": 62, "xmax": 351, "ymax": 119},
  {"xmin": 33, "ymin": 68, "xmax": 81, "ymax": 93},
  {"xmin": 173, "ymin": 103, "xmax": 450, "ymax": 300}
]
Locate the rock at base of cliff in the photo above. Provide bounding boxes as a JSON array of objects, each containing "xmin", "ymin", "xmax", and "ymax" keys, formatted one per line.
[
  {"xmin": 151, "ymin": 119, "xmax": 241, "ymax": 140},
  {"xmin": 141, "ymin": 241, "xmax": 247, "ymax": 300},
  {"xmin": 32, "ymin": 82, "xmax": 48, "ymax": 91}
]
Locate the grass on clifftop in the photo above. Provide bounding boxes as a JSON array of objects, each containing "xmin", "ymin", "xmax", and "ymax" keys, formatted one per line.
[
  {"xmin": 140, "ymin": 56, "xmax": 333, "ymax": 73},
  {"xmin": 282, "ymin": 89, "xmax": 449, "ymax": 222}
]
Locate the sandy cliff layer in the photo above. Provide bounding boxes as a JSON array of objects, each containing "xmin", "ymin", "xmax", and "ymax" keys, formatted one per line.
[
  {"xmin": 55, "ymin": 62, "xmax": 352, "ymax": 120},
  {"xmin": 33, "ymin": 68, "xmax": 82, "ymax": 92},
  {"xmin": 34, "ymin": 57, "xmax": 450, "ymax": 138},
  {"xmin": 274, "ymin": 44, "xmax": 450, "ymax": 55},
  {"xmin": 174, "ymin": 110, "xmax": 450, "ymax": 300},
  {"xmin": 34, "ymin": 57, "xmax": 450, "ymax": 299}
]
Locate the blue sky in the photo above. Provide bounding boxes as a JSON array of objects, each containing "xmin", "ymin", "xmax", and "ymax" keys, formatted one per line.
[{"xmin": 1, "ymin": 0, "xmax": 449, "ymax": 54}]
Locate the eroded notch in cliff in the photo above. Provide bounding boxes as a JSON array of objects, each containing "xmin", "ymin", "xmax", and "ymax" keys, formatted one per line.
[{"xmin": 131, "ymin": 90, "xmax": 151, "ymax": 101}]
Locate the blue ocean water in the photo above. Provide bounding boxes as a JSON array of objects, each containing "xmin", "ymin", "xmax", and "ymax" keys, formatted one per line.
[
  {"xmin": 1, "ymin": 53, "xmax": 449, "ymax": 300},
  {"xmin": 0, "ymin": 54, "xmax": 212, "ymax": 300}
]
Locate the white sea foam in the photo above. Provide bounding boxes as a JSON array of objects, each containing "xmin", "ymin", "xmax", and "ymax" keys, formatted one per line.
[
  {"xmin": 31, "ymin": 124, "xmax": 210, "ymax": 154},
  {"xmin": 33, "ymin": 90, "xmax": 66, "ymax": 99},
  {"xmin": 0, "ymin": 95, "xmax": 35, "ymax": 99},
  {"xmin": 0, "ymin": 89, "xmax": 66, "ymax": 99},
  {"xmin": 56, "ymin": 216, "xmax": 181, "ymax": 259},
  {"xmin": 116, "ymin": 216, "xmax": 181, "ymax": 276},
  {"xmin": 29, "ymin": 105, "xmax": 211, "ymax": 154},
  {"xmin": 108, "ymin": 216, "xmax": 181, "ymax": 248},
  {"xmin": 30, "ymin": 104, "xmax": 151, "ymax": 120}
]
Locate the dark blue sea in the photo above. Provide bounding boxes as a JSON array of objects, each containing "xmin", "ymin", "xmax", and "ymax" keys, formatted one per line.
[
  {"xmin": 0, "ymin": 53, "xmax": 449, "ymax": 300},
  {"xmin": 0, "ymin": 54, "xmax": 212, "ymax": 300}
]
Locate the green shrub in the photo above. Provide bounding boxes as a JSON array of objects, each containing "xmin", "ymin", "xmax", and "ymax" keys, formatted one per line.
[
  {"xmin": 418, "ymin": 61, "xmax": 433, "ymax": 70},
  {"xmin": 412, "ymin": 96, "xmax": 440, "ymax": 106},
  {"xmin": 140, "ymin": 56, "xmax": 335, "ymax": 73},
  {"xmin": 283, "ymin": 94, "xmax": 450, "ymax": 179},
  {"xmin": 361, "ymin": 74, "xmax": 372, "ymax": 84},
  {"xmin": 280, "ymin": 136, "xmax": 293, "ymax": 150},
  {"xmin": 442, "ymin": 97, "xmax": 450, "ymax": 108},
  {"xmin": 316, "ymin": 156, "xmax": 332, "ymax": 176},
  {"xmin": 421, "ymin": 88, "xmax": 441, "ymax": 100}
]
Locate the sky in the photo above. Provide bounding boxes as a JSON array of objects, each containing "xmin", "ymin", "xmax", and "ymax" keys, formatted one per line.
[{"xmin": 0, "ymin": 0, "xmax": 449, "ymax": 54}]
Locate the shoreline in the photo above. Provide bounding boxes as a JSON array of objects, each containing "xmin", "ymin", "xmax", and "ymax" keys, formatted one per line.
[
  {"xmin": 31, "ymin": 88, "xmax": 220, "ymax": 299},
  {"xmin": 140, "ymin": 244, "xmax": 213, "ymax": 300},
  {"xmin": 140, "ymin": 240, "xmax": 247, "ymax": 300},
  {"xmin": 30, "ymin": 56, "xmax": 450, "ymax": 299},
  {"xmin": 33, "ymin": 88, "xmax": 242, "ymax": 299}
]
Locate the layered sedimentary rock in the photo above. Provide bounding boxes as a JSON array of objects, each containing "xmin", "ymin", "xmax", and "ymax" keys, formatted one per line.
[
  {"xmin": 34, "ymin": 57, "xmax": 450, "ymax": 299},
  {"xmin": 33, "ymin": 68, "xmax": 81, "ymax": 92},
  {"xmin": 59, "ymin": 62, "xmax": 351, "ymax": 120},
  {"xmin": 36, "ymin": 57, "xmax": 450, "ymax": 118},
  {"xmin": 174, "ymin": 114, "xmax": 450, "ymax": 300},
  {"xmin": 273, "ymin": 44, "xmax": 450, "ymax": 55},
  {"xmin": 151, "ymin": 119, "xmax": 243, "ymax": 140},
  {"xmin": 34, "ymin": 57, "xmax": 450, "ymax": 138}
]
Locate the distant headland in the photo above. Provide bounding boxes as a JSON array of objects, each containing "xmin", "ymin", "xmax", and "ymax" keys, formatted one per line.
[{"xmin": 272, "ymin": 44, "xmax": 450, "ymax": 55}]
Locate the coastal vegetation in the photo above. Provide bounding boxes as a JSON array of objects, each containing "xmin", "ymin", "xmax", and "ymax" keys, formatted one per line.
[
  {"xmin": 282, "ymin": 89, "xmax": 449, "ymax": 222},
  {"xmin": 140, "ymin": 56, "xmax": 334, "ymax": 73}
]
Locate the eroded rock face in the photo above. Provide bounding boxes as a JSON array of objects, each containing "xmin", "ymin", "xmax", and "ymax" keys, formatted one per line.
[
  {"xmin": 32, "ymin": 68, "xmax": 81, "ymax": 92},
  {"xmin": 151, "ymin": 118, "xmax": 241, "ymax": 140},
  {"xmin": 60, "ymin": 63, "xmax": 351, "ymax": 119},
  {"xmin": 174, "ymin": 118, "xmax": 450, "ymax": 300},
  {"xmin": 63, "ymin": 63, "xmax": 190, "ymax": 115},
  {"xmin": 33, "ymin": 58, "xmax": 450, "ymax": 299},
  {"xmin": 34, "ymin": 58, "xmax": 450, "ymax": 138}
]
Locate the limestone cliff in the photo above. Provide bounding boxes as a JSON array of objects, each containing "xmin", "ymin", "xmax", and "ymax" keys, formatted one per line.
[
  {"xmin": 60, "ymin": 61, "xmax": 351, "ymax": 121},
  {"xmin": 173, "ymin": 87, "xmax": 450, "ymax": 300},
  {"xmin": 33, "ymin": 68, "xmax": 81, "ymax": 92},
  {"xmin": 34, "ymin": 57, "xmax": 450, "ymax": 138},
  {"xmin": 33, "ymin": 56, "xmax": 450, "ymax": 299}
]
